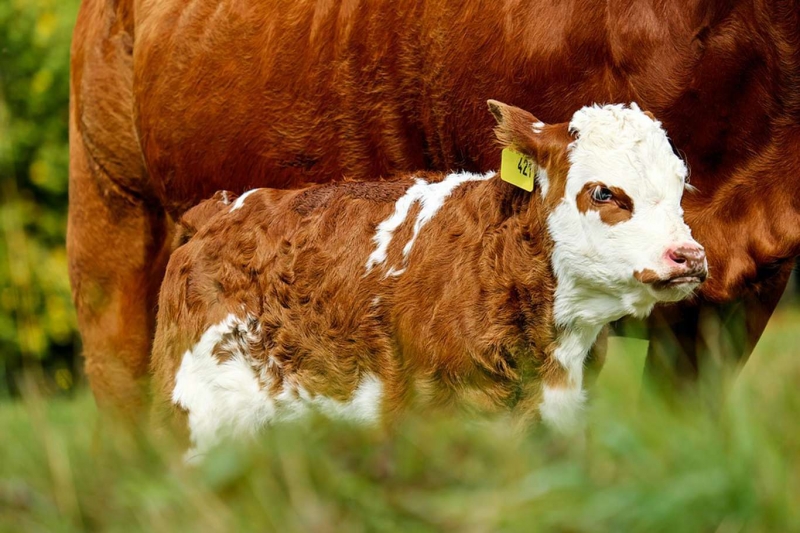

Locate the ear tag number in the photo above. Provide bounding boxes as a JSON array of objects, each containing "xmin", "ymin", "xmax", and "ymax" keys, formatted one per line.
[{"xmin": 500, "ymin": 148, "xmax": 535, "ymax": 192}]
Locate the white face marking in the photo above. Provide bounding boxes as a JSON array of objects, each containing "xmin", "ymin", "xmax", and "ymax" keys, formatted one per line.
[
  {"xmin": 537, "ymin": 105, "xmax": 703, "ymax": 431},
  {"xmin": 365, "ymin": 171, "xmax": 493, "ymax": 275},
  {"xmin": 172, "ymin": 315, "xmax": 383, "ymax": 459},
  {"xmin": 229, "ymin": 189, "xmax": 260, "ymax": 211},
  {"xmin": 546, "ymin": 103, "xmax": 702, "ymax": 326},
  {"xmin": 532, "ymin": 121, "xmax": 545, "ymax": 134}
]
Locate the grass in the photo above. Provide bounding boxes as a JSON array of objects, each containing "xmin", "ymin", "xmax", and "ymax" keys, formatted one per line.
[{"xmin": 1, "ymin": 307, "xmax": 799, "ymax": 532}]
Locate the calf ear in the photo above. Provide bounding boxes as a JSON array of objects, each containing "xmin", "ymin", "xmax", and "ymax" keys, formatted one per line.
[
  {"xmin": 173, "ymin": 190, "xmax": 237, "ymax": 249},
  {"xmin": 487, "ymin": 100, "xmax": 572, "ymax": 168}
]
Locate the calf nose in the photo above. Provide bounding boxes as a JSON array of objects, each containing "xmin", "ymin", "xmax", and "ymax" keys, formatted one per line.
[{"xmin": 667, "ymin": 244, "xmax": 707, "ymax": 277}]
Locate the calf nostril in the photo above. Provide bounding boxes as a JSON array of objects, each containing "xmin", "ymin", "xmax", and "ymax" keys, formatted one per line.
[
  {"xmin": 667, "ymin": 245, "xmax": 708, "ymax": 276},
  {"xmin": 668, "ymin": 250, "xmax": 687, "ymax": 264}
]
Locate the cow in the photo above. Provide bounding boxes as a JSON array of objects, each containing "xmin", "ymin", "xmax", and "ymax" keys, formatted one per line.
[
  {"xmin": 150, "ymin": 101, "xmax": 707, "ymax": 454},
  {"xmin": 69, "ymin": 0, "xmax": 800, "ymax": 419}
]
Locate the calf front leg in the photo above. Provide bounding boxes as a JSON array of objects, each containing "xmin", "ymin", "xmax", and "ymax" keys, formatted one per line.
[{"xmin": 539, "ymin": 326, "xmax": 602, "ymax": 432}]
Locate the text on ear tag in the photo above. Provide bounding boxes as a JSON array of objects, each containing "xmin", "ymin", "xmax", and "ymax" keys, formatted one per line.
[{"xmin": 500, "ymin": 148, "xmax": 535, "ymax": 192}]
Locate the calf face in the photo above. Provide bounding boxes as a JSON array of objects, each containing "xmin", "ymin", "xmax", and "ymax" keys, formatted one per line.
[
  {"xmin": 489, "ymin": 101, "xmax": 706, "ymax": 429},
  {"xmin": 489, "ymin": 101, "xmax": 706, "ymax": 325}
]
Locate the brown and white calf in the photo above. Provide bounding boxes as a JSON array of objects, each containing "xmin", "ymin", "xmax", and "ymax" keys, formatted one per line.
[{"xmin": 151, "ymin": 101, "xmax": 706, "ymax": 454}]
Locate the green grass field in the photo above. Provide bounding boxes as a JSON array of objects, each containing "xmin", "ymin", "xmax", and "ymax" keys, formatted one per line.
[{"xmin": 2, "ymin": 307, "xmax": 799, "ymax": 532}]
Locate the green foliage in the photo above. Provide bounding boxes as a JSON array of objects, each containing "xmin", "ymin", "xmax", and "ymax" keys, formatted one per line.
[
  {"xmin": 0, "ymin": 0, "xmax": 81, "ymax": 395},
  {"xmin": 1, "ymin": 310, "xmax": 799, "ymax": 532}
]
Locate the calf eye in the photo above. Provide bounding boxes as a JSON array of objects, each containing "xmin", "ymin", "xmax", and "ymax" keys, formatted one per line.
[{"xmin": 591, "ymin": 186, "xmax": 613, "ymax": 202}]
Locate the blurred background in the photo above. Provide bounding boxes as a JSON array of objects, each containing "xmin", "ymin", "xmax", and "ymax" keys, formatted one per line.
[{"xmin": 1, "ymin": 0, "xmax": 79, "ymax": 398}]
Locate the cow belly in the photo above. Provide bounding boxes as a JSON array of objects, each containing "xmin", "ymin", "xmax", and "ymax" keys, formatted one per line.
[
  {"xmin": 171, "ymin": 315, "xmax": 384, "ymax": 459},
  {"xmin": 132, "ymin": 0, "xmax": 636, "ymax": 216},
  {"xmin": 133, "ymin": 0, "xmax": 431, "ymax": 214}
]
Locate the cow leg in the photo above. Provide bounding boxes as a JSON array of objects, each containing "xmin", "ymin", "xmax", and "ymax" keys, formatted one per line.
[
  {"xmin": 643, "ymin": 262, "xmax": 793, "ymax": 403},
  {"xmin": 67, "ymin": 125, "xmax": 172, "ymax": 423}
]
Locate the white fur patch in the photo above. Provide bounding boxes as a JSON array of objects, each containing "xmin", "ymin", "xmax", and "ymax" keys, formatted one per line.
[
  {"xmin": 172, "ymin": 315, "xmax": 266, "ymax": 456},
  {"xmin": 385, "ymin": 267, "xmax": 406, "ymax": 277},
  {"xmin": 539, "ymin": 385, "xmax": 586, "ymax": 433},
  {"xmin": 172, "ymin": 315, "xmax": 383, "ymax": 458},
  {"xmin": 229, "ymin": 189, "xmax": 260, "ymax": 211},
  {"xmin": 551, "ymin": 327, "xmax": 601, "ymax": 379},
  {"xmin": 300, "ymin": 374, "xmax": 383, "ymax": 423},
  {"xmin": 365, "ymin": 171, "xmax": 493, "ymax": 274},
  {"xmin": 537, "ymin": 167, "xmax": 550, "ymax": 197},
  {"xmin": 364, "ymin": 178, "xmax": 427, "ymax": 272},
  {"xmin": 537, "ymin": 326, "xmax": 599, "ymax": 431}
]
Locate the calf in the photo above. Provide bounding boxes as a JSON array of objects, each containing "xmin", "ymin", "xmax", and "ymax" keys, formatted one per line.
[{"xmin": 151, "ymin": 101, "xmax": 706, "ymax": 454}]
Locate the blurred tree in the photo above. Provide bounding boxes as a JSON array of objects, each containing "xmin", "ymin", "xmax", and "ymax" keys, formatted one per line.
[{"xmin": 0, "ymin": 0, "xmax": 80, "ymax": 396}]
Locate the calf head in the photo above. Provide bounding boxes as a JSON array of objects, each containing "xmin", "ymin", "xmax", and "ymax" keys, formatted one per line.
[{"xmin": 488, "ymin": 100, "xmax": 707, "ymax": 322}]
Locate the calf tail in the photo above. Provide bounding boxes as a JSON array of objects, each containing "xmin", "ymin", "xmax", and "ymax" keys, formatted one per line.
[{"xmin": 173, "ymin": 190, "xmax": 237, "ymax": 249}]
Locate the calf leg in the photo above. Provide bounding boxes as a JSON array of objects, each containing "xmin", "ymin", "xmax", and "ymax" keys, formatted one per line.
[
  {"xmin": 538, "ymin": 327, "xmax": 603, "ymax": 432},
  {"xmin": 67, "ymin": 126, "xmax": 171, "ymax": 423}
]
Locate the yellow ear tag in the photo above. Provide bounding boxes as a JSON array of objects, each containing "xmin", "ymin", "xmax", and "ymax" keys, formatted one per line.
[{"xmin": 500, "ymin": 148, "xmax": 535, "ymax": 192}]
